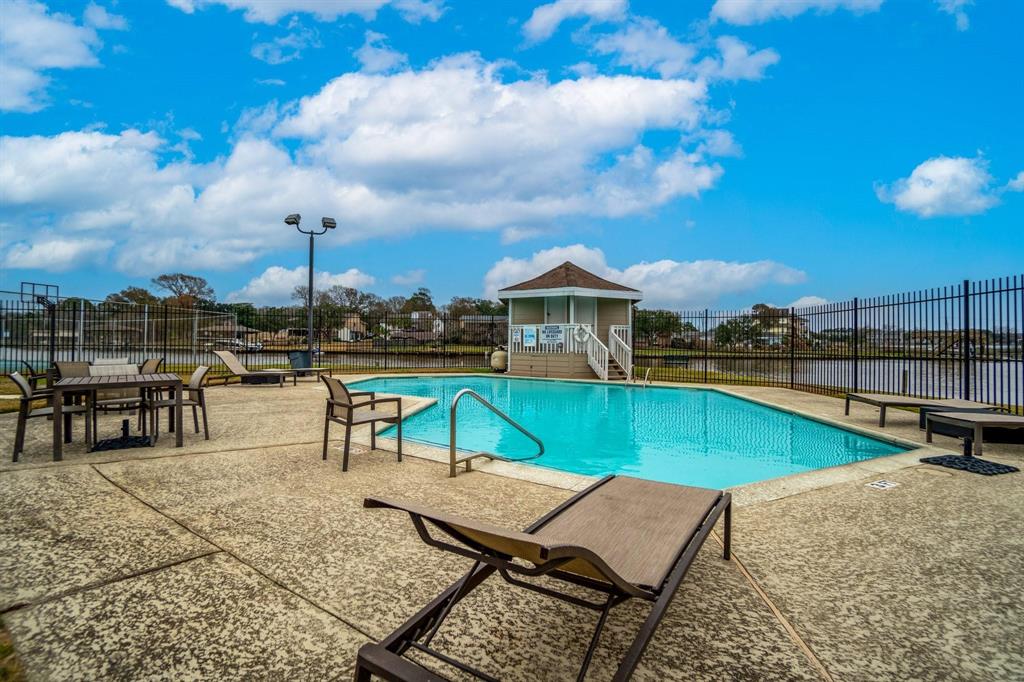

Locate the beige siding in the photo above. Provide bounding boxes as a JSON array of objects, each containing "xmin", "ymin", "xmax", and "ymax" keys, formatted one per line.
[
  {"xmin": 511, "ymin": 297, "xmax": 544, "ymax": 324},
  {"xmin": 508, "ymin": 352, "xmax": 595, "ymax": 379},
  {"xmin": 596, "ymin": 299, "xmax": 629, "ymax": 344}
]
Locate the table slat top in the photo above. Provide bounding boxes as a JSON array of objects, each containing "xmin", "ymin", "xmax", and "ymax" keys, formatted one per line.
[
  {"xmin": 55, "ymin": 373, "xmax": 181, "ymax": 389},
  {"xmin": 927, "ymin": 412, "xmax": 1024, "ymax": 427}
]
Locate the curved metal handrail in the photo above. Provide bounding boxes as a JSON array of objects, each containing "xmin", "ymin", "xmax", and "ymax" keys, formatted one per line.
[
  {"xmin": 449, "ymin": 388, "xmax": 544, "ymax": 477},
  {"xmin": 642, "ymin": 367, "xmax": 652, "ymax": 388}
]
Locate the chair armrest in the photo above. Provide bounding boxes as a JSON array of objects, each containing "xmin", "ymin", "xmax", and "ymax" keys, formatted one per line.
[
  {"xmin": 349, "ymin": 390, "xmax": 375, "ymax": 399},
  {"xmin": 326, "ymin": 399, "xmax": 356, "ymax": 409},
  {"xmin": 365, "ymin": 396, "xmax": 401, "ymax": 409}
]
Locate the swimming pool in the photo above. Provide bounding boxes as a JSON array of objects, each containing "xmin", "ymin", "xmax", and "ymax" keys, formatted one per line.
[{"xmin": 353, "ymin": 376, "xmax": 907, "ymax": 489}]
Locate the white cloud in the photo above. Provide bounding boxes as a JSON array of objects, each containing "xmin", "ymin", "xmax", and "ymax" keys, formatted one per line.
[
  {"xmin": 787, "ymin": 295, "xmax": 830, "ymax": 308},
  {"xmin": 935, "ymin": 0, "xmax": 971, "ymax": 31},
  {"xmin": 2, "ymin": 236, "xmax": 113, "ymax": 271},
  {"xmin": 699, "ymin": 36, "xmax": 780, "ymax": 82},
  {"xmin": 483, "ymin": 244, "xmax": 805, "ymax": 307},
  {"xmin": 1007, "ymin": 171, "xmax": 1024, "ymax": 192},
  {"xmin": 354, "ymin": 31, "xmax": 408, "ymax": 73},
  {"xmin": 251, "ymin": 20, "xmax": 319, "ymax": 64},
  {"xmin": 391, "ymin": 269, "xmax": 426, "ymax": 286},
  {"xmin": 523, "ymin": 0, "xmax": 627, "ymax": 44},
  {"xmin": 589, "ymin": 19, "xmax": 778, "ymax": 83},
  {"xmin": 876, "ymin": 155, "xmax": 999, "ymax": 218},
  {"xmin": 500, "ymin": 226, "xmax": 546, "ymax": 244},
  {"xmin": 0, "ymin": 0, "xmax": 104, "ymax": 111},
  {"xmin": 166, "ymin": 0, "xmax": 443, "ymax": 24},
  {"xmin": 256, "ymin": 78, "xmax": 287, "ymax": 86},
  {"xmin": 227, "ymin": 265, "xmax": 376, "ymax": 305},
  {"xmin": 710, "ymin": 0, "xmax": 883, "ymax": 25},
  {"xmin": 83, "ymin": 3, "xmax": 128, "ymax": 30},
  {"xmin": 592, "ymin": 17, "xmax": 696, "ymax": 79},
  {"xmin": 1, "ymin": 56, "xmax": 730, "ymax": 276}
]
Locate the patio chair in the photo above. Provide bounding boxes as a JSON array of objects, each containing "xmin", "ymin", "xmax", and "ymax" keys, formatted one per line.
[
  {"xmin": 321, "ymin": 375, "xmax": 402, "ymax": 471},
  {"xmin": 212, "ymin": 350, "xmax": 296, "ymax": 387},
  {"xmin": 140, "ymin": 358, "xmax": 163, "ymax": 374},
  {"xmin": 88, "ymin": 362, "xmax": 146, "ymax": 436},
  {"xmin": 145, "ymin": 366, "xmax": 211, "ymax": 441},
  {"xmin": 356, "ymin": 475, "xmax": 732, "ymax": 682},
  {"xmin": 10, "ymin": 372, "xmax": 91, "ymax": 462}
]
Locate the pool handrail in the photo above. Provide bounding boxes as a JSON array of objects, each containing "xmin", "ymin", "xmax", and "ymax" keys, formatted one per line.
[{"xmin": 449, "ymin": 388, "xmax": 544, "ymax": 478}]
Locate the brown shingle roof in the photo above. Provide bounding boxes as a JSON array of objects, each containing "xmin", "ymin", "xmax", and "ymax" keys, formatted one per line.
[{"xmin": 498, "ymin": 261, "xmax": 640, "ymax": 294}]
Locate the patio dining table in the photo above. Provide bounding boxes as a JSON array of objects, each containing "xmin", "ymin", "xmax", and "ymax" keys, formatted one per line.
[{"xmin": 51, "ymin": 373, "xmax": 184, "ymax": 461}]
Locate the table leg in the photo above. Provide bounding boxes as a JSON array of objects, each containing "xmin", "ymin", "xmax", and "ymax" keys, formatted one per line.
[
  {"xmin": 63, "ymin": 393, "xmax": 73, "ymax": 443},
  {"xmin": 175, "ymin": 382, "xmax": 184, "ymax": 447},
  {"xmin": 974, "ymin": 424, "xmax": 983, "ymax": 457},
  {"xmin": 925, "ymin": 419, "xmax": 933, "ymax": 443},
  {"xmin": 53, "ymin": 387, "xmax": 64, "ymax": 461}
]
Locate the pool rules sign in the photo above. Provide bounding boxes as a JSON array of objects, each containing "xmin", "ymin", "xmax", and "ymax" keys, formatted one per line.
[{"xmin": 522, "ymin": 327, "xmax": 537, "ymax": 348}]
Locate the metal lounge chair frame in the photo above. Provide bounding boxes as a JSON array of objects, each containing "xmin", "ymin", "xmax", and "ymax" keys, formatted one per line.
[
  {"xmin": 212, "ymin": 350, "xmax": 296, "ymax": 387},
  {"xmin": 356, "ymin": 475, "xmax": 732, "ymax": 682}
]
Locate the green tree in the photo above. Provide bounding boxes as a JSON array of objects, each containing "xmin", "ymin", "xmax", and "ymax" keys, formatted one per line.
[
  {"xmin": 105, "ymin": 286, "xmax": 160, "ymax": 306},
  {"xmin": 152, "ymin": 273, "xmax": 215, "ymax": 308},
  {"xmin": 635, "ymin": 310, "xmax": 683, "ymax": 344},
  {"xmin": 713, "ymin": 315, "xmax": 757, "ymax": 347},
  {"xmin": 401, "ymin": 287, "xmax": 435, "ymax": 312}
]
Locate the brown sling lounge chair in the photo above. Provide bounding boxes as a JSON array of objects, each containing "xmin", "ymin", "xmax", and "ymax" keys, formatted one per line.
[
  {"xmin": 355, "ymin": 475, "xmax": 732, "ymax": 682},
  {"xmin": 212, "ymin": 350, "xmax": 296, "ymax": 387}
]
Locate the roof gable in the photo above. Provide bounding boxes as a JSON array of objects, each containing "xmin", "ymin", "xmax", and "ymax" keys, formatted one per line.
[{"xmin": 498, "ymin": 261, "xmax": 640, "ymax": 294}]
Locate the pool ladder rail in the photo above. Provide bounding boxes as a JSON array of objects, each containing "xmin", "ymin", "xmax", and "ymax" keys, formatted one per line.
[
  {"xmin": 449, "ymin": 388, "xmax": 544, "ymax": 478},
  {"xmin": 630, "ymin": 367, "xmax": 652, "ymax": 388}
]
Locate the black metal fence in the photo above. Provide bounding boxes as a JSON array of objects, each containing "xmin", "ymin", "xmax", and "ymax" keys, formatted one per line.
[
  {"xmin": 0, "ymin": 292, "xmax": 505, "ymax": 378},
  {"xmin": 633, "ymin": 275, "xmax": 1023, "ymax": 412},
  {"xmin": 3, "ymin": 274, "xmax": 1021, "ymax": 412}
]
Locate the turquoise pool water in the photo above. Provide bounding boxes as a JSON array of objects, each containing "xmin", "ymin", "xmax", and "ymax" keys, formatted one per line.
[{"xmin": 353, "ymin": 376, "xmax": 906, "ymax": 489}]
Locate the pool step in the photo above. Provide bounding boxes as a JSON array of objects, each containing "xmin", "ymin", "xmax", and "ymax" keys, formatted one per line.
[{"xmin": 607, "ymin": 358, "xmax": 629, "ymax": 381}]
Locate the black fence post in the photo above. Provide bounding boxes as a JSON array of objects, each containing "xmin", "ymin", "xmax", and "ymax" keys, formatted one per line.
[
  {"xmin": 703, "ymin": 309, "xmax": 709, "ymax": 384},
  {"xmin": 789, "ymin": 307, "xmax": 795, "ymax": 389},
  {"xmin": 852, "ymin": 297, "xmax": 859, "ymax": 393},
  {"xmin": 162, "ymin": 305, "xmax": 169, "ymax": 364},
  {"xmin": 962, "ymin": 278, "xmax": 971, "ymax": 400}
]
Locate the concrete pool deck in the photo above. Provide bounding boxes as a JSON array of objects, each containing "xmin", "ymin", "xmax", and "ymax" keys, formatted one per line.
[{"xmin": 1, "ymin": 375, "xmax": 1022, "ymax": 680}]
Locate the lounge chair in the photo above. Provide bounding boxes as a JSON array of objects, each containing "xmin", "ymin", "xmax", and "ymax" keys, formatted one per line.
[
  {"xmin": 10, "ymin": 372, "xmax": 91, "ymax": 462},
  {"xmin": 925, "ymin": 411, "xmax": 1024, "ymax": 456},
  {"xmin": 356, "ymin": 475, "xmax": 731, "ymax": 681},
  {"xmin": 287, "ymin": 350, "xmax": 332, "ymax": 379},
  {"xmin": 212, "ymin": 350, "xmax": 296, "ymax": 387},
  {"xmin": 321, "ymin": 376, "xmax": 402, "ymax": 471},
  {"xmin": 844, "ymin": 392, "xmax": 995, "ymax": 427}
]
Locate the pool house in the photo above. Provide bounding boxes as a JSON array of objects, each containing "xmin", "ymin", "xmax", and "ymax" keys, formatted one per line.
[{"xmin": 498, "ymin": 261, "xmax": 641, "ymax": 381}]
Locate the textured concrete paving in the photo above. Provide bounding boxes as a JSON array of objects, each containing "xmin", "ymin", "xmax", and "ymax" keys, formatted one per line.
[{"xmin": 1, "ymin": 376, "xmax": 1022, "ymax": 680}]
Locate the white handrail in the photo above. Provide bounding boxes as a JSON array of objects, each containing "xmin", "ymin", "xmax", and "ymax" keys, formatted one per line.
[
  {"xmin": 584, "ymin": 329, "xmax": 610, "ymax": 380},
  {"xmin": 609, "ymin": 325, "xmax": 633, "ymax": 381}
]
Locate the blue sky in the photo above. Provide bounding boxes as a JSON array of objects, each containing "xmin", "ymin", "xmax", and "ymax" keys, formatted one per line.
[{"xmin": 1, "ymin": 0, "xmax": 1021, "ymax": 310}]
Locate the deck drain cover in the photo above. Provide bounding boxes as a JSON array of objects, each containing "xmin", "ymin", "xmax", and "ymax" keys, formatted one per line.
[
  {"xmin": 919, "ymin": 455, "xmax": 1019, "ymax": 476},
  {"xmin": 865, "ymin": 480, "xmax": 900, "ymax": 490}
]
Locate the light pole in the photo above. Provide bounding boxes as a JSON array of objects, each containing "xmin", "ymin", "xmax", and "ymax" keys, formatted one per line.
[{"xmin": 285, "ymin": 214, "xmax": 336, "ymax": 362}]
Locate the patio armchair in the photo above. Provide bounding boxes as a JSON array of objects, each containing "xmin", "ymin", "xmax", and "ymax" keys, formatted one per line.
[
  {"xmin": 88, "ymin": 362, "xmax": 147, "ymax": 436},
  {"xmin": 145, "ymin": 366, "xmax": 211, "ymax": 441},
  {"xmin": 321, "ymin": 375, "xmax": 402, "ymax": 471},
  {"xmin": 10, "ymin": 372, "xmax": 91, "ymax": 462}
]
